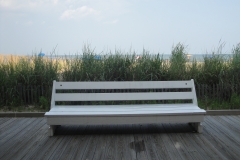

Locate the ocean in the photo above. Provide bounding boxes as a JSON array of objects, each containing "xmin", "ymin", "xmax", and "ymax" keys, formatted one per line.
[{"xmin": 46, "ymin": 54, "xmax": 233, "ymax": 62}]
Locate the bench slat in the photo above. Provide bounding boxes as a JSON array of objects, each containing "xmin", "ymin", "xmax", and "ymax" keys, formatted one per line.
[
  {"xmin": 54, "ymin": 92, "xmax": 193, "ymax": 101},
  {"xmin": 55, "ymin": 81, "xmax": 193, "ymax": 89},
  {"xmin": 47, "ymin": 104, "xmax": 205, "ymax": 115},
  {"xmin": 51, "ymin": 103, "xmax": 199, "ymax": 110}
]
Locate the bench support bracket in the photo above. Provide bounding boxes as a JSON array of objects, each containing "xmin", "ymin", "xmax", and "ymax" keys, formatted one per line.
[
  {"xmin": 189, "ymin": 122, "xmax": 203, "ymax": 133},
  {"xmin": 48, "ymin": 125, "xmax": 59, "ymax": 136}
]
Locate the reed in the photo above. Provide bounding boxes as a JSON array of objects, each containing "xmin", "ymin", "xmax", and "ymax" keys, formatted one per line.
[{"xmin": 0, "ymin": 43, "xmax": 240, "ymax": 109}]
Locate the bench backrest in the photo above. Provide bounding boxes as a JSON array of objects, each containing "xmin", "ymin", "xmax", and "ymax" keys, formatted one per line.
[{"xmin": 51, "ymin": 79, "xmax": 198, "ymax": 108}]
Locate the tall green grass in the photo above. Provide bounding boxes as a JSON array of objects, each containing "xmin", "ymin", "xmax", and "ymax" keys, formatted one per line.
[{"xmin": 0, "ymin": 43, "xmax": 240, "ymax": 109}]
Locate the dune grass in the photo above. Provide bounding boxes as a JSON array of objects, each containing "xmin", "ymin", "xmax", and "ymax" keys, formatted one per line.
[{"xmin": 0, "ymin": 43, "xmax": 240, "ymax": 110}]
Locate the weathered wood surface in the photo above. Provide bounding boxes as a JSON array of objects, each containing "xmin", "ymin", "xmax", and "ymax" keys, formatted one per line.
[{"xmin": 0, "ymin": 116, "xmax": 240, "ymax": 160}]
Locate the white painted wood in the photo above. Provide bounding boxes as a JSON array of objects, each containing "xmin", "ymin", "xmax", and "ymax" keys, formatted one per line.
[
  {"xmin": 46, "ymin": 115, "xmax": 204, "ymax": 125},
  {"xmin": 54, "ymin": 92, "xmax": 193, "ymax": 101},
  {"xmin": 47, "ymin": 104, "xmax": 204, "ymax": 112},
  {"xmin": 50, "ymin": 80, "xmax": 56, "ymax": 109},
  {"xmin": 45, "ymin": 105, "xmax": 206, "ymax": 116},
  {"xmin": 197, "ymin": 123, "xmax": 203, "ymax": 133},
  {"xmin": 55, "ymin": 80, "xmax": 193, "ymax": 89},
  {"xmin": 45, "ymin": 79, "xmax": 206, "ymax": 136},
  {"xmin": 48, "ymin": 125, "xmax": 57, "ymax": 136},
  {"xmin": 191, "ymin": 79, "xmax": 198, "ymax": 105}
]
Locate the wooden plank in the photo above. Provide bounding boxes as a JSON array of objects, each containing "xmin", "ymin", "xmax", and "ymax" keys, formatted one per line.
[
  {"xmin": 46, "ymin": 115, "xmax": 205, "ymax": 126},
  {"xmin": 153, "ymin": 123, "xmax": 183, "ymax": 160},
  {"xmin": 114, "ymin": 125, "xmax": 131, "ymax": 160},
  {"xmin": 50, "ymin": 104, "xmax": 203, "ymax": 112},
  {"xmin": 162, "ymin": 123, "xmax": 194, "ymax": 160},
  {"xmin": 47, "ymin": 126, "xmax": 78, "ymax": 160},
  {"xmin": 91, "ymin": 125, "xmax": 111, "ymax": 160},
  {"xmin": 0, "ymin": 118, "xmax": 31, "ymax": 144},
  {"xmin": 169, "ymin": 123, "xmax": 204, "ymax": 160},
  {"xmin": 102, "ymin": 126, "xmax": 118, "ymax": 160},
  {"xmin": 225, "ymin": 116, "xmax": 240, "ymax": 128},
  {"xmin": 55, "ymin": 80, "xmax": 193, "ymax": 90},
  {"xmin": 1, "ymin": 116, "xmax": 240, "ymax": 160},
  {"xmin": 78, "ymin": 125, "xmax": 101, "ymax": 160},
  {"xmin": 26, "ymin": 125, "xmax": 73, "ymax": 160},
  {"xmin": 0, "ymin": 118, "xmax": 46, "ymax": 160},
  {"xmin": 6, "ymin": 119, "xmax": 48, "ymax": 160},
  {"xmin": 206, "ymin": 116, "xmax": 240, "ymax": 142},
  {"xmin": 193, "ymin": 132, "xmax": 226, "ymax": 159},
  {"xmin": 57, "ymin": 125, "xmax": 86, "ymax": 160},
  {"xmin": 140, "ymin": 124, "xmax": 161, "ymax": 160},
  {"xmin": 147, "ymin": 124, "xmax": 171, "ymax": 160},
  {"xmin": 54, "ymin": 92, "xmax": 194, "ymax": 101},
  {"xmin": 202, "ymin": 117, "xmax": 239, "ymax": 159},
  {"xmin": 20, "ymin": 132, "xmax": 52, "ymax": 159},
  {"xmin": 205, "ymin": 117, "xmax": 240, "ymax": 150},
  {"xmin": 0, "ymin": 118, "xmax": 12, "ymax": 126},
  {"xmin": 221, "ymin": 116, "xmax": 240, "ymax": 131},
  {"xmin": 131, "ymin": 124, "xmax": 148, "ymax": 160},
  {"xmin": 68, "ymin": 125, "xmax": 93, "ymax": 160},
  {"xmin": 180, "ymin": 123, "xmax": 224, "ymax": 159},
  {"xmin": 214, "ymin": 116, "xmax": 240, "ymax": 134}
]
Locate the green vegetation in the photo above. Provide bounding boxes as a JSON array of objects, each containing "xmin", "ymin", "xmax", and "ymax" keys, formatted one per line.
[{"xmin": 0, "ymin": 43, "xmax": 240, "ymax": 111}]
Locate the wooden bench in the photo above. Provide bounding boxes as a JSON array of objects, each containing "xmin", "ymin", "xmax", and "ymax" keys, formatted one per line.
[{"xmin": 45, "ymin": 79, "xmax": 206, "ymax": 136}]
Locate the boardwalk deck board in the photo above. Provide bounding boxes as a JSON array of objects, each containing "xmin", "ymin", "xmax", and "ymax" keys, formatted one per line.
[
  {"xmin": 69, "ymin": 126, "xmax": 93, "ymax": 159},
  {"xmin": 210, "ymin": 116, "xmax": 240, "ymax": 143},
  {"xmin": 177, "ymin": 124, "xmax": 215, "ymax": 160},
  {"xmin": 1, "ymin": 118, "xmax": 46, "ymax": 160},
  {"xmin": 205, "ymin": 117, "xmax": 240, "ymax": 150},
  {"xmin": 8, "ymin": 120, "xmax": 47, "ymax": 160},
  {"xmin": 148, "ymin": 124, "xmax": 171, "ymax": 160},
  {"xmin": 132, "ymin": 124, "xmax": 148, "ymax": 160},
  {"xmin": 217, "ymin": 116, "xmax": 240, "ymax": 133},
  {"xmin": 113, "ymin": 125, "xmax": 128, "ymax": 160},
  {"xmin": 162, "ymin": 123, "xmax": 194, "ymax": 160},
  {"xmin": 92, "ymin": 125, "xmax": 111, "ymax": 160},
  {"xmin": 0, "ymin": 115, "xmax": 240, "ymax": 160},
  {"xmin": 104, "ymin": 131, "xmax": 118, "ymax": 160},
  {"xmin": 169, "ymin": 123, "xmax": 203, "ymax": 160},
  {"xmin": 0, "ymin": 118, "xmax": 16, "ymax": 130},
  {"xmin": 225, "ymin": 116, "xmax": 240, "ymax": 128},
  {"xmin": 0, "ymin": 118, "xmax": 34, "ymax": 145},
  {"xmin": 203, "ymin": 118, "xmax": 239, "ymax": 159},
  {"xmin": 0, "ymin": 117, "xmax": 11, "ymax": 125},
  {"xmin": 154, "ymin": 124, "xmax": 182, "ymax": 160},
  {"xmin": 140, "ymin": 124, "xmax": 161, "ymax": 160},
  {"xmin": 81, "ymin": 125, "xmax": 103, "ymax": 160}
]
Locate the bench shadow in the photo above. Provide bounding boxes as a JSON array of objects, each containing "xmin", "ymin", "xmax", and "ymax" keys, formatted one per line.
[{"xmin": 54, "ymin": 123, "xmax": 196, "ymax": 136}]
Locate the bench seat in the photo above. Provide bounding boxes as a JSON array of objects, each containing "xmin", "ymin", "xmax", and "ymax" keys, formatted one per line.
[{"xmin": 45, "ymin": 104, "xmax": 205, "ymax": 116}]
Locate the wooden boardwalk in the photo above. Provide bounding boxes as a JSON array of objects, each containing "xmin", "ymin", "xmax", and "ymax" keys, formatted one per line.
[{"xmin": 0, "ymin": 116, "xmax": 239, "ymax": 160}]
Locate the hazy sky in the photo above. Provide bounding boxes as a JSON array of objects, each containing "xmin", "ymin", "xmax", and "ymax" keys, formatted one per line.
[{"xmin": 0, "ymin": 0, "xmax": 240, "ymax": 55}]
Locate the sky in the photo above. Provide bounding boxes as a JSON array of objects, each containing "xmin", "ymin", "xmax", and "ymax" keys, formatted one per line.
[{"xmin": 0, "ymin": 0, "xmax": 240, "ymax": 55}]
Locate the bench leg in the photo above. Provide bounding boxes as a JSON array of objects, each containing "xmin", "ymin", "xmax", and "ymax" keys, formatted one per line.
[
  {"xmin": 48, "ymin": 125, "xmax": 59, "ymax": 136},
  {"xmin": 189, "ymin": 122, "xmax": 203, "ymax": 133}
]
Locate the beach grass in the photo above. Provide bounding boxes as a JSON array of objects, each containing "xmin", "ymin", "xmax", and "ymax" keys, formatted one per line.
[{"xmin": 0, "ymin": 43, "xmax": 240, "ymax": 110}]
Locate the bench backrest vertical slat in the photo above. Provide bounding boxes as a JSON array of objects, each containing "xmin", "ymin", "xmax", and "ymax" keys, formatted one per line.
[
  {"xmin": 191, "ymin": 79, "xmax": 198, "ymax": 105},
  {"xmin": 51, "ymin": 80, "xmax": 56, "ymax": 109}
]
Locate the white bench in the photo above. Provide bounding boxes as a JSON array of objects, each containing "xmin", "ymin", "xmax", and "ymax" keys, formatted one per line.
[{"xmin": 45, "ymin": 79, "xmax": 206, "ymax": 136}]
